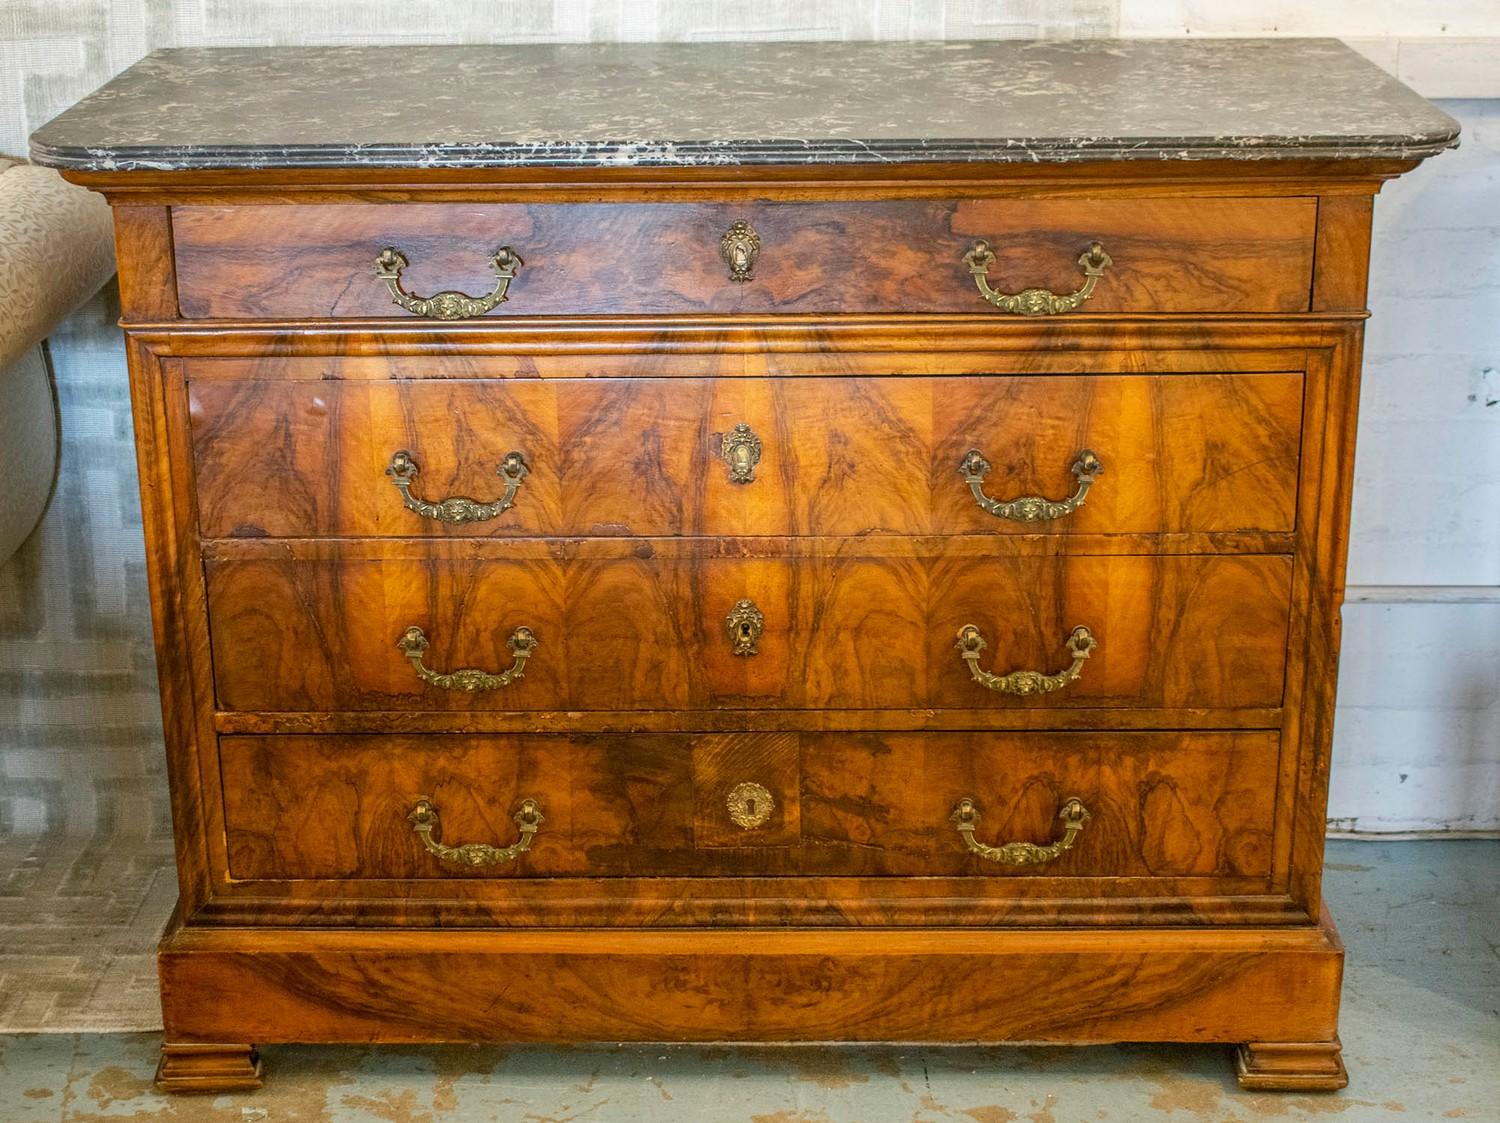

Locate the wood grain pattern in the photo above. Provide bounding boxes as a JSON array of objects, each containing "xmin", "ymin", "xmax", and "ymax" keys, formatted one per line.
[
  {"xmin": 693, "ymin": 732, "xmax": 801, "ymax": 849},
  {"xmin": 154, "ymin": 908, "xmax": 1346, "ymax": 1046},
  {"xmin": 1311, "ymin": 196, "xmax": 1374, "ymax": 312},
  {"xmin": 203, "ymin": 550, "xmax": 1291, "ymax": 713},
  {"xmin": 1285, "ymin": 330, "xmax": 1367, "ymax": 922},
  {"xmin": 218, "ymin": 730, "xmax": 1275, "ymax": 883},
  {"xmin": 203, "ymin": 532, "xmax": 1295, "ymax": 564},
  {"xmin": 112, "ymin": 205, "xmax": 178, "ymax": 320},
  {"xmin": 798, "ymin": 731, "xmax": 1277, "ymax": 879},
  {"xmin": 187, "ymin": 373, "xmax": 1304, "ymax": 539},
  {"xmin": 154, "ymin": 322, "xmax": 1325, "ymax": 372},
  {"xmin": 121, "ymin": 338, "xmax": 219, "ymax": 916},
  {"xmin": 222, "ymin": 732, "xmax": 696, "ymax": 880},
  {"xmin": 212, "ymin": 706, "xmax": 1286, "ymax": 737},
  {"xmin": 192, "ymin": 880, "xmax": 1306, "ymax": 930},
  {"xmin": 169, "ymin": 198, "xmax": 1317, "ymax": 319}
]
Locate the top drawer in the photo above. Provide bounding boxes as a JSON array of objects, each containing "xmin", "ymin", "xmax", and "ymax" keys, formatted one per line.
[{"xmin": 169, "ymin": 198, "xmax": 1317, "ymax": 320}]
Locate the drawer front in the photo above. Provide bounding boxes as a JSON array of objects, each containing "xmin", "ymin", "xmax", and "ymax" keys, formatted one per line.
[
  {"xmin": 189, "ymin": 373, "xmax": 1304, "ymax": 539},
  {"xmin": 171, "ymin": 198, "xmax": 1316, "ymax": 319},
  {"xmin": 801, "ymin": 730, "xmax": 1277, "ymax": 878},
  {"xmin": 219, "ymin": 730, "xmax": 1277, "ymax": 883},
  {"xmin": 205, "ymin": 551, "xmax": 1291, "ymax": 713}
]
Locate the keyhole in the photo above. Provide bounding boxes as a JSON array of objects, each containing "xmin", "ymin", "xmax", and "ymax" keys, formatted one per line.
[
  {"xmin": 727, "ymin": 781, "xmax": 772, "ymax": 829},
  {"xmin": 740, "ymin": 622, "xmax": 752, "ymax": 639}
]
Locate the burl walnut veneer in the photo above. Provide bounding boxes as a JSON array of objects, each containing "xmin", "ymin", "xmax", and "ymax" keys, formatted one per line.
[{"xmin": 31, "ymin": 38, "xmax": 1459, "ymax": 1094}]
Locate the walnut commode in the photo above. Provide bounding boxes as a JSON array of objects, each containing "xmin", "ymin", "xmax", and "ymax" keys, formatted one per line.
[{"xmin": 30, "ymin": 38, "xmax": 1458, "ymax": 1094}]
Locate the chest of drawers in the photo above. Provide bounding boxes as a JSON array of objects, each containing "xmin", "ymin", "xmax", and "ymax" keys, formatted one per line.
[{"xmin": 32, "ymin": 38, "xmax": 1457, "ymax": 1094}]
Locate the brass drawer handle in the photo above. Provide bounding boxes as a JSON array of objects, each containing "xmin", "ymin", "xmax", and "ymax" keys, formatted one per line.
[
  {"xmin": 962, "ymin": 240, "xmax": 1112, "ymax": 315},
  {"xmin": 397, "ymin": 625, "xmax": 537, "ymax": 692},
  {"xmin": 951, "ymin": 796, "xmax": 1090, "ymax": 865},
  {"xmin": 408, "ymin": 797, "xmax": 543, "ymax": 867},
  {"xmin": 386, "ymin": 449, "xmax": 529, "ymax": 524},
  {"xmin": 956, "ymin": 624, "xmax": 1095, "ymax": 695},
  {"xmin": 960, "ymin": 448, "xmax": 1102, "ymax": 522},
  {"xmin": 374, "ymin": 245, "xmax": 521, "ymax": 320}
]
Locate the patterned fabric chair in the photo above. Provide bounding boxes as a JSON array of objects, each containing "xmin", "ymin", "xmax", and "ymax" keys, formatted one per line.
[{"xmin": 0, "ymin": 157, "xmax": 115, "ymax": 562}]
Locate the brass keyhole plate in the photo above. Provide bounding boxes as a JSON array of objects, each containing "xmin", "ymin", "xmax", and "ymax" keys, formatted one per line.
[
  {"xmin": 726, "ymin": 782, "xmax": 775, "ymax": 830},
  {"xmin": 720, "ymin": 422, "xmax": 763, "ymax": 484},
  {"xmin": 725, "ymin": 598, "xmax": 765, "ymax": 657},
  {"xmin": 719, "ymin": 220, "xmax": 762, "ymax": 282}
]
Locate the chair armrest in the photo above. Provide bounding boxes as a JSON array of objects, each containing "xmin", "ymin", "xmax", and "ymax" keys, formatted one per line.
[{"xmin": 0, "ymin": 164, "xmax": 115, "ymax": 370}]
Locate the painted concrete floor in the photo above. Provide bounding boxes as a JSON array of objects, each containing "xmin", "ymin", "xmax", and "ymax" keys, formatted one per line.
[{"xmin": 0, "ymin": 840, "xmax": 1495, "ymax": 1122}]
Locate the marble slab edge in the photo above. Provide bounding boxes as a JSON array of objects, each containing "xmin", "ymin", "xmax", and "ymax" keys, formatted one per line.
[{"xmin": 31, "ymin": 131, "xmax": 1460, "ymax": 173}]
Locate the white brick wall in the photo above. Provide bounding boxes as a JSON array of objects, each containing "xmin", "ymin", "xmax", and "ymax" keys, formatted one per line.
[
  {"xmin": 1329, "ymin": 98, "xmax": 1500, "ymax": 833},
  {"xmin": 1117, "ymin": 0, "xmax": 1500, "ymax": 38},
  {"xmin": 1118, "ymin": 1, "xmax": 1500, "ymax": 98},
  {"xmin": 1331, "ymin": 597, "xmax": 1499, "ymax": 833}
]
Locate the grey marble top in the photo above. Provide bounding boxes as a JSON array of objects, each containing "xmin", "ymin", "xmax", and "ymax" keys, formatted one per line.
[{"xmin": 30, "ymin": 38, "xmax": 1459, "ymax": 172}]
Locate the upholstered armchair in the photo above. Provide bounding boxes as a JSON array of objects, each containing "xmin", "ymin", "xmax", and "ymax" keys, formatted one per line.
[{"xmin": 0, "ymin": 157, "xmax": 115, "ymax": 562}]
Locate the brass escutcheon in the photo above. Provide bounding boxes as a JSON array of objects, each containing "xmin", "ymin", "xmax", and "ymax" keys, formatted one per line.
[
  {"xmin": 725, "ymin": 598, "xmax": 765, "ymax": 657},
  {"xmin": 720, "ymin": 422, "xmax": 763, "ymax": 484},
  {"xmin": 726, "ymin": 781, "xmax": 775, "ymax": 830},
  {"xmin": 719, "ymin": 220, "xmax": 761, "ymax": 282}
]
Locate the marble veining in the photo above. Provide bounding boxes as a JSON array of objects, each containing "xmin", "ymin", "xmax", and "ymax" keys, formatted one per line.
[{"xmin": 29, "ymin": 39, "xmax": 1459, "ymax": 172}]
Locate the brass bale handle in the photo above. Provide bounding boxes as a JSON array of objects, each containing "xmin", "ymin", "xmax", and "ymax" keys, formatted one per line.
[
  {"xmin": 961, "ymin": 448, "xmax": 1102, "ymax": 523},
  {"xmin": 397, "ymin": 625, "xmax": 537, "ymax": 692},
  {"xmin": 951, "ymin": 796, "xmax": 1090, "ymax": 865},
  {"xmin": 408, "ymin": 797, "xmax": 543, "ymax": 867},
  {"xmin": 374, "ymin": 245, "xmax": 521, "ymax": 320},
  {"xmin": 386, "ymin": 449, "xmax": 529, "ymax": 524},
  {"xmin": 962, "ymin": 240, "xmax": 1112, "ymax": 315},
  {"xmin": 956, "ymin": 624, "xmax": 1096, "ymax": 695}
]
